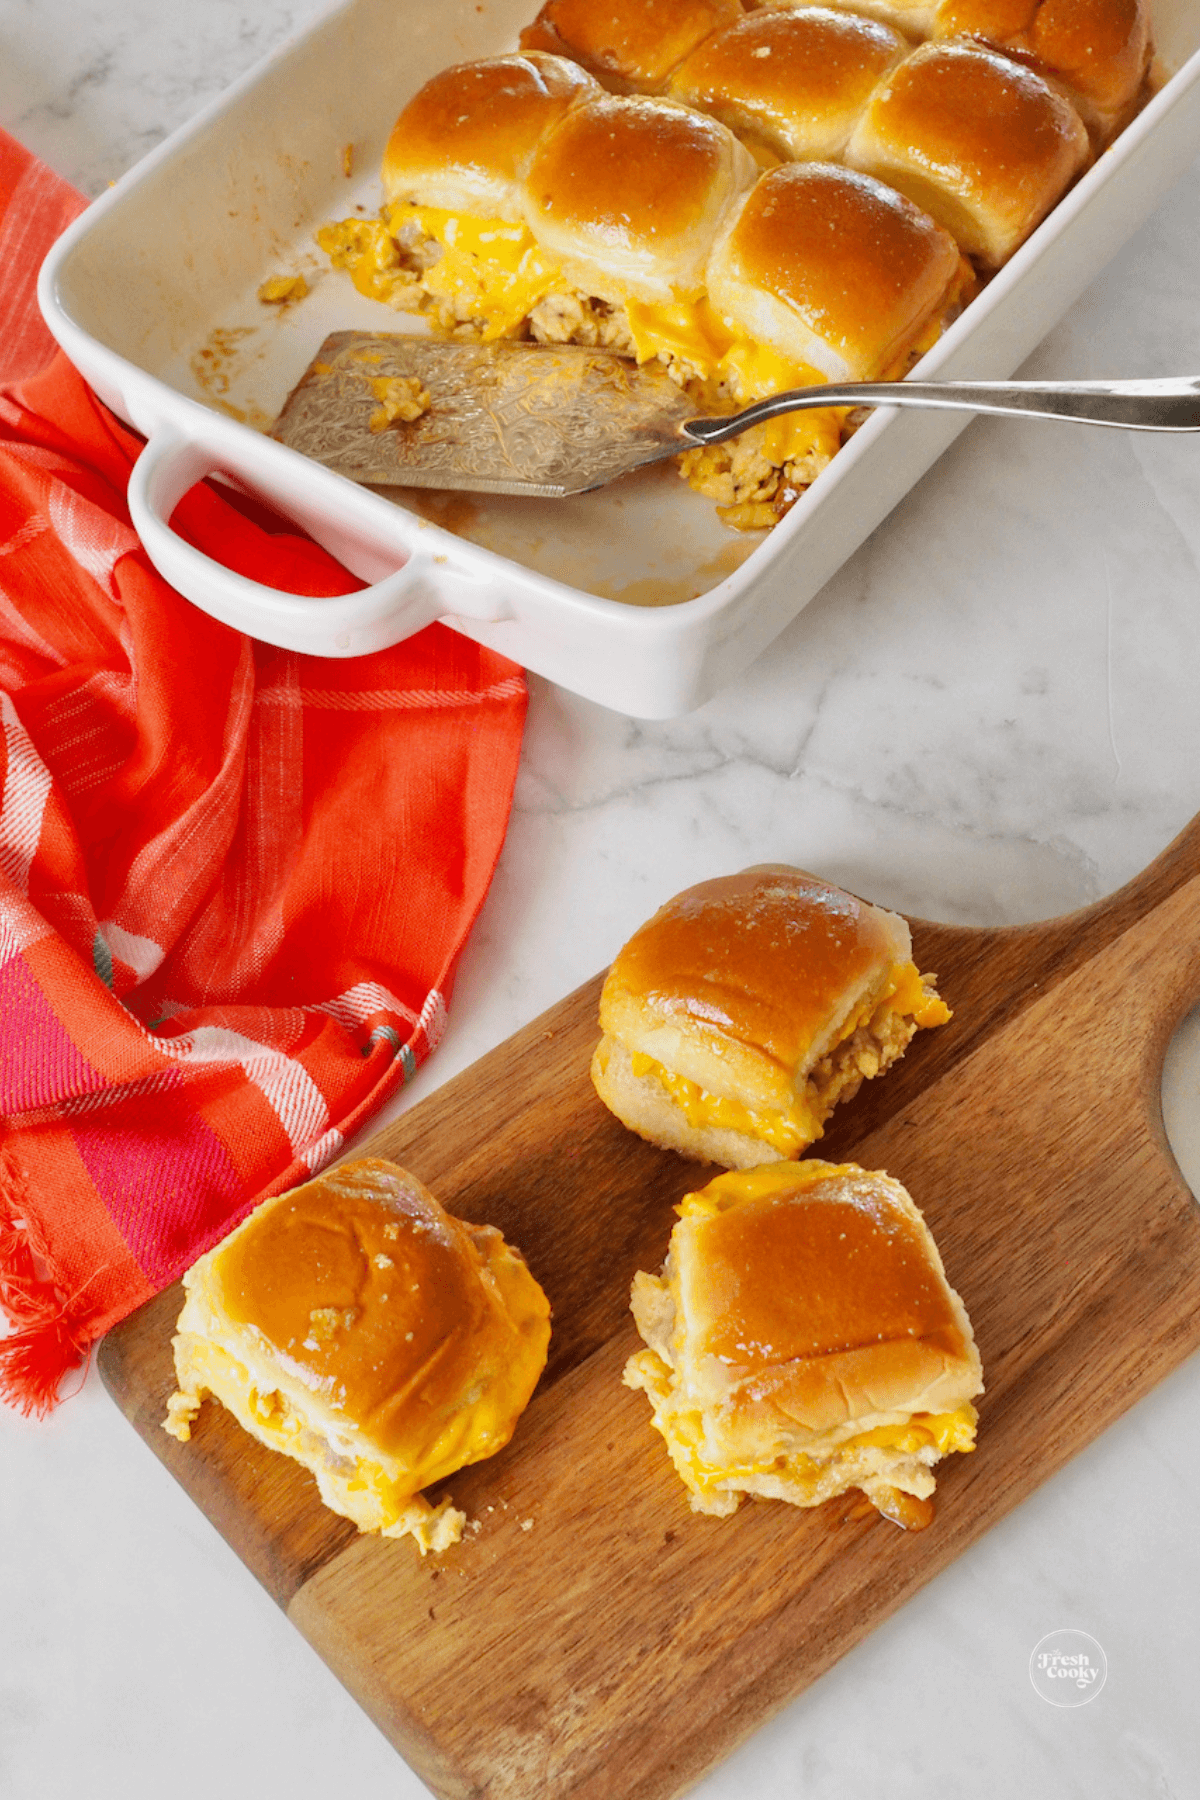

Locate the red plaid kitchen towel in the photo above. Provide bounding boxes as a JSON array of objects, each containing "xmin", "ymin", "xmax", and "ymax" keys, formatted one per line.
[{"xmin": 0, "ymin": 130, "xmax": 527, "ymax": 1414}]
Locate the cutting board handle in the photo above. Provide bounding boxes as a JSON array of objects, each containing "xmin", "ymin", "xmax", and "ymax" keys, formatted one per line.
[
  {"xmin": 1064, "ymin": 807, "xmax": 1200, "ymax": 1059},
  {"xmin": 1100, "ymin": 804, "xmax": 1200, "ymax": 922},
  {"xmin": 1092, "ymin": 857, "xmax": 1200, "ymax": 1070},
  {"xmin": 891, "ymin": 808, "xmax": 1200, "ymax": 1145}
]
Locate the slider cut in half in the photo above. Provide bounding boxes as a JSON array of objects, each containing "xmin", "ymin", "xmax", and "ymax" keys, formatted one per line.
[
  {"xmin": 931, "ymin": 0, "xmax": 1152, "ymax": 143},
  {"xmin": 844, "ymin": 40, "xmax": 1090, "ymax": 267},
  {"xmin": 591, "ymin": 866, "xmax": 951, "ymax": 1168},
  {"xmin": 706, "ymin": 162, "xmax": 968, "ymax": 383},
  {"xmin": 669, "ymin": 6, "xmax": 910, "ymax": 164},
  {"xmin": 520, "ymin": 0, "xmax": 745, "ymax": 93},
  {"xmin": 625, "ymin": 1160, "xmax": 984, "ymax": 1526},
  {"xmin": 163, "ymin": 1159, "xmax": 551, "ymax": 1554}
]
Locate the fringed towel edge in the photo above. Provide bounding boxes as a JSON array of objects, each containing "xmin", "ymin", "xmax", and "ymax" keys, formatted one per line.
[{"xmin": 0, "ymin": 1148, "xmax": 90, "ymax": 1415}]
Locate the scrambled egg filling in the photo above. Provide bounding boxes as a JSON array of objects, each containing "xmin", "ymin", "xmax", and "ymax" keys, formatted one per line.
[
  {"xmin": 317, "ymin": 216, "xmax": 427, "ymax": 309},
  {"xmin": 631, "ymin": 1051, "xmax": 819, "ymax": 1156},
  {"xmin": 163, "ymin": 1335, "xmax": 465, "ymax": 1551},
  {"xmin": 626, "ymin": 1343, "xmax": 977, "ymax": 1507},
  {"xmin": 257, "ymin": 272, "xmax": 309, "ymax": 305},
  {"xmin": 631, "ymin": 960, "xmax": 949, "ymax": 1156},
  {"xmin": 367, "ymin": 372, "xmax": 431, "ymax": 431},
  {"xmin": 316, "ymin": 203, "xmax": 857, "ymax": 524}
]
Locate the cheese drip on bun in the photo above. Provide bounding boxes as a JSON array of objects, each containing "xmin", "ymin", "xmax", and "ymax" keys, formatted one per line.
[
  {"xmin": 592, "ymin": 864, "xmax": 951, "ymax": 1167},
  {"xmin": 625, "ymin": 1159, "xmax": 984, "ymax": 1525},
  {"xmin": 163, "ymin": 1158, "xmax": 551, "ymax": 1554}
]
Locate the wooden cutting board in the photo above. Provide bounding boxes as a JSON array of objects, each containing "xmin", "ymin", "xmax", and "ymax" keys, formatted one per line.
[{"xmin": 99, "ymin": 814, "xmax": 1200, "ymax": 1800}]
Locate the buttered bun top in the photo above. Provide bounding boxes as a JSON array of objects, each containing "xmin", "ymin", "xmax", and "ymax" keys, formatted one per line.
[
  {"xmin": 707, "ymin": 162, "xmax": 965, "ymax": 381},
  {"xmin": 382, "ymin": 52, "xmax": 600, "ymax": 218},
  {"xmin": 669, "ymin": 6, "xmax": 911, "ymax": 163},
  {"xmin": 845, "ymin": 39, "xmax": 1090, "ymax": 265},
  {"xmin": 767, "ymin": 0, "xmax": 945, "ymax": 40},
  {"xmin": 214, "ymin": 1160, "xmax": 546, "ymax": 1460},
  {"xmin": 603, "ymin": 865, "xmax": 914, "ymax": 1079},
  {"xmin": 546, "ymin": 0, "xmax": 1149, "ymax": 141},
  {"xmin": 669, "ymin": 1161, "xmax": 982, "ymax": 1430},
  {"xmin": 520, "ymin": 0, "xmax": 745, "ymax": 91},
  {"xmin": 932, "ymin": 0, "xmax": 1151, "ymax": 139},
  {"xmin": 525, "ymin": 93, "xmax": 758, "ymax": 303}
]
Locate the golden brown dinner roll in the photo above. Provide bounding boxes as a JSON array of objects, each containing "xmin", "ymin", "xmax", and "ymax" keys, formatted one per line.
[
  {"xmin": 520, "ymin": 0, "xmax": 745, "ymax": 92},
  {"xmin": 163, "ymin": 1158, "xmax": 551, "ymax": 1553},
  {"xmin": 705, "ymin": 161, "xmax": 967, "ymax": 383},
  {"xmin": 591, "ymin": 866, "xmax": 951, "ymax": 1167},
  {"xmin": 931, "ymin": 0, "xmax": 1152, "ymax": 141},
  {"xmin": 524, "ymin": 93, "xmax": 758, "ymax": 304},
  {"xmin": 381, "ymin": 51, "xmax": 600, "ymax": 219},
  {"xmin": 625, "ymin": 1159, "xmax": 984, "ymax": 1525},
  {"xmin": 668, "ymin": 5, "xmax": 910, "ymax": 163},
  {"xmin": 324, "ymin": 53, "xmax": 598, "ymax": 319},
  {"xmin": 844, "ymin": 40, "xmax": 1090, "ymax": 265}
]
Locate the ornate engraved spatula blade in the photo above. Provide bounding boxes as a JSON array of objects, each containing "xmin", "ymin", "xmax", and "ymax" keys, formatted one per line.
[
  {"xmin": 272, "ymin": 333, "xmax": 1200, "ymax": 501},
  {"xmin": 271, "ymin": 332, "xmax": 699, "ymax": 498}
]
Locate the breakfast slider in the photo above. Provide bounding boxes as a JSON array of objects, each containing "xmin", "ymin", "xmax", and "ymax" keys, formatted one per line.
[
  {"xmin": 524, "ymin": 93, "xmax": 759, "ymax": 305},
  {"xmin": 844, "ymin": 39, "xmax": 1091, "ymax": 266},
  {"xmin": 624, "ymin": 1159, "xmax": 984, "ymax": 1527},
  {"xmin": 163, "ymin": 1158, "xmax": 551, "ymax": 1553},
  {"xmin": 931, "ymin": 0, "xmax": 1152, "ymax": 143},
  {"xmin": 706, "ymin": 160, "xmax": 968, "ymax": 384},
  {"xmin": 519, "ymin": 0, "xmax": 745, "ymax": 93},
  {"xmin": 590, "ymin": 866, "xmax": 951, "ymax": 1168},
  {"xmin": 317, "ymin": 59, "xmax": 968, "ymax": 525},
  {"xmin": 668, "ymin": 5, "xmax": 911, "ymax": 164},
  {"xmin": 319, "ymin": 52, "xmax": 599, "ymax": 324}
]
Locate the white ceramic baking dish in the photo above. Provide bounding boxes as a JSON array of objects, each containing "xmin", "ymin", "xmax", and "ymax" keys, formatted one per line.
[{"xmin": 38, "ymin": 0, "xmax": 1200, "ymax": 717}]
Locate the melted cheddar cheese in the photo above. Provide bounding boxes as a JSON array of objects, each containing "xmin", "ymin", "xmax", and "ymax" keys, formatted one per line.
[
  {"xmin": 630, "ymin": 959, "xmax": 949, "ymax": 1156},
  {"xmin": 625, "ymin": 295, "xmax": 845, "ymax": 466},
  {"xmin": 316, "ymin": 217, "xmax": 423, "ymax": 307},
  {"xmin": 316, "ymin": 205, "xmax": 845, "ymax": 462},
  {"xmin": 165, "ymin": 1333, "xmax": 473, "ymax": 1549},
  {"xmin": 627, "ymin": 1357, "xmax": 804, "ymax": 1500},
  {"xmin": 847, "ymin": 1406, "xmax": 978, "ymax": 1458},
  {"xmin": 886, "ymin": 960, "xmax": 952, "ymax": 1029},
  {"xmin": 388, "ymin": 202, "xmax": 569, "ymax": 338},
  {"xmin": 631, "ymin": 1051, "xmax": 819, "ymax": 1155}
]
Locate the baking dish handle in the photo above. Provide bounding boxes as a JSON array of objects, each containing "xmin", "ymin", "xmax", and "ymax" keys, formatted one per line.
[{"xmin": 128, "ymin": 426, "xmax": 498, "ymax": 657}]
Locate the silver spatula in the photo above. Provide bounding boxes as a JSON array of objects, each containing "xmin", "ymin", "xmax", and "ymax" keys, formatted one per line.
[{"xmin": 271, "ymin": 331, "xmax": 1200, "ymax": 500}]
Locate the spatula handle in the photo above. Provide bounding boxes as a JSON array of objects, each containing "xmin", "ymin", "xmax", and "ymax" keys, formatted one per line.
[{"xmin": 684, "ymin": 376, "xmax": 1200, "ymax": 443}]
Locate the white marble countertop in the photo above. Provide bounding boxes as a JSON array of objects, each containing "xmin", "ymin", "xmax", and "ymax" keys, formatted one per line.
[{"xmin": 3, "ymin": 4, "xmax": 1200, "ymax": 1796}]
